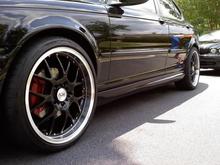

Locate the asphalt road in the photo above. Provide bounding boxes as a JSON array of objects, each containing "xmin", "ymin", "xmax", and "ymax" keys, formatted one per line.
[{"xmin": 0, "ymin": 70, "xmax": 220, "ymax": 165}]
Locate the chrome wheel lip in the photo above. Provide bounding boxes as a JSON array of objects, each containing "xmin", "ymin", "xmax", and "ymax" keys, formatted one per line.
[
  {"xmin": 25, "ymin": 47, "xmax": 95, "ymax": 145},
  {"xmin": 191, "ymin": 51, "xmax": 200, "ymax": 87}
]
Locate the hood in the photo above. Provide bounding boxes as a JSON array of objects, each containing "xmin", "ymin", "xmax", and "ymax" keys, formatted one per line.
[
  {"xmin": 199, "ymin": 30, "xmax": 220, "ymax": 43},
  {"xmin": 200, "ymin": 42, "xmax": 220, "ymax": 49}
]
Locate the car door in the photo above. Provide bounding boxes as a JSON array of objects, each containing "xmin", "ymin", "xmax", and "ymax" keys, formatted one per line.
[
  {"xmin": 156, "ymin": 0, "xmax": 194, "ymax": 75},
  {"xmin": 107, "ymin": 0, "xmax": 170, "ymax": 87}
]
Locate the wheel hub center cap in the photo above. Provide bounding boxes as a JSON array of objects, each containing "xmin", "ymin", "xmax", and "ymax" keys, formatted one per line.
[{"xmin": 57, "ymin": 88, "xmax": 67, "ymax": 102}]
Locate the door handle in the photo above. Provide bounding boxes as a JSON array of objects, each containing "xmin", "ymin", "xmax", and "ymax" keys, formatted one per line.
[
  {"xmin": 159, "ymin": 18, "xmax": 165, "ymax": 25},
  {"xmin": 108, "ymin": 6, "xmax": 124, "ymax": 18}
]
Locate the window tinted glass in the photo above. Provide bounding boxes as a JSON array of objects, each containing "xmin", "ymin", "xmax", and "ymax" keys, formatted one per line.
[
  {"xmin": 125, "ymin": 0, "xmax": 157, "ymax": 14},
  {"xmin": 158, "ymin": 0, "xmax": 182, "ymax": 20},
  {"xmin": 80, "ymin": 0, "xmax": 105, "ymax": 3}
]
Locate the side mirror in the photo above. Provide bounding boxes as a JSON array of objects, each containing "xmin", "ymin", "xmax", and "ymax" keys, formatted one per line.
[{"xmin": 109, "ymin": 0, "xmax": 148, "ymax": 6}]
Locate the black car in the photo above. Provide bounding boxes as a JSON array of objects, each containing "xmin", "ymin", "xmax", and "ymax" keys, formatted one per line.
[
  {"xmin": 0, "ymin": 0, "xmax": 200, "ymax": 151},
  {"xmin": 200, "ymin": 30, "xmax": 220, "ymax": 70}
]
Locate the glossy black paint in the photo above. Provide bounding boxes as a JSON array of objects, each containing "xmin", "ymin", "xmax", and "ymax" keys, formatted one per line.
[
  {"xmin": 107, "ymin": 1, "xmax": 169, "ymax": 88},
  {"xmin": 200, "ymin": 43, "xmax": 220, "ymax": 69},
  {"xmin": 199, "ymin": 31, "xmax": 220, "ymax": 69},
  {"xmin": 0, "ymin": 0, "xmax": 111, "ymax": 84},
  {"xmin": 0, "ymin": 0, "xmax": 199, "ymax": 101},
  {"xmin": 0, "ymin": 80, "xmax": 3, "ymax": 97}
]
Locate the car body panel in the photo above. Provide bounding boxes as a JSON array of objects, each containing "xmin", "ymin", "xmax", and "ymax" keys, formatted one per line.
[
  {"xmin": 200, "ymin": 42, "xmax": 220, "ymax": 69},
  {"xmin": 0, "ymin": 0, "xmax": 199, "ymax": 101},
  {"xmin": 0, "ymin": 0, "xmax": 111, "ymax": 84},
  {"xmin": 154, "ymin": 0, "xmax": 197, "ymax": 76},
  {"xmin": 106, "ymin": 1, "xmax": 170, "ymax": 89},
  {"xmin": 0, "ymin": 79, "xmax": 3, "ymax": 95},
  {"xmin": 199, "ymin": 30, "xmax": 220, "ymax": 69},
  {"xmin": 166, "ymin": 21, "xmax": 195, "ymax": 75}
]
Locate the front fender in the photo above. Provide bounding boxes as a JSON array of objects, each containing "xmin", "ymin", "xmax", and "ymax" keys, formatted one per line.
[
  {"xmin": 1, "ymin": 15, "xmax": 99, "ymax": 59},
  {"xmin": 0, "ymin": 6, "xmax": 111, "ymax": 82},
  {"xmin": 188, "ymin": 34, "xmax": 200, "ymax": 52},
  {"xmin": 21, "ymin": 16, "xmax": 99, "ymax": 55}
]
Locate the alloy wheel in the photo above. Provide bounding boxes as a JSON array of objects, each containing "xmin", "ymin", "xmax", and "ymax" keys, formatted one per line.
[
  {"xmin": 190, "ymin": 51, "xmax": 200, "ymax": 87},
  {"xmin": 25, "ymin": 47, "xmax": 95, "ymax": 144}
]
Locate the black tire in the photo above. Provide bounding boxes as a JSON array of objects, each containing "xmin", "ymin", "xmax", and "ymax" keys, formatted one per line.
[
  {"xmin": 175, "ymin": 47, "xmax": 200, "ymax": 90},
  {"xmin": 3, "ymin": 37, "xmax": 97, "ymax": 152}
]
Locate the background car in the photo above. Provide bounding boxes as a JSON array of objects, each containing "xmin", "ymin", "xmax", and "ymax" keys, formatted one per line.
[
  {"xmin": 0, "ymin": 0, "xmax": 200, "ymax": 152},
  {"xmin": 199, "ymin": 30, "xmax": 220, "ymax": 70}
]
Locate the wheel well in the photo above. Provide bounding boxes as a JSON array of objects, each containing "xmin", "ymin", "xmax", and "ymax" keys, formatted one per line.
[
  {"xmin": 17, "ymin": 28, "xmax": 98, "ymax": 73},
  {"xmin": 193, "ymin": 44, "xmax": 199, "ymax": 50}
]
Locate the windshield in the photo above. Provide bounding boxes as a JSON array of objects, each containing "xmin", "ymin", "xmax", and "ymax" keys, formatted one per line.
[{"xmin": 199, "ymin": 30, "xmax": 220, "ymax": 42}]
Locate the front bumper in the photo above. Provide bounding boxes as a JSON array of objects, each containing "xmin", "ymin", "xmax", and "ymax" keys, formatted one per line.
[{"xmin": 200, "ymin": 54, "xmax": 220, "ymax": 69}]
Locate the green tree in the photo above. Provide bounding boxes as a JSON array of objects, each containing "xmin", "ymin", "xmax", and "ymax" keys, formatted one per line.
[{"xmin": 176, "ymin": 0, "xmax": 220, "ymax": 34}]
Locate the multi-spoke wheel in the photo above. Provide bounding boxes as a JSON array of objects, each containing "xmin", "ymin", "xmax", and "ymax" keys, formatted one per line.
[
  {"xmin": 190, "ymin": 51, "xmax": 200, "ymax": 87},
  {"xmin": 3, "ymin": 37, "xmax": 96, "ymax": 151},
  {"xmin": 175, "ymin": 47, "xmax": 200, "ymax": 90}
]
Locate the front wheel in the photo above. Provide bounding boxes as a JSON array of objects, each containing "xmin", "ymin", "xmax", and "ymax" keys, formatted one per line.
[
  {"xmin": 3, "ymin": 37, "xmax": 96, "ymax": 152},
  {"xmin": 175, "ymin": 47, "xmax": 200, "ymax": 90}
]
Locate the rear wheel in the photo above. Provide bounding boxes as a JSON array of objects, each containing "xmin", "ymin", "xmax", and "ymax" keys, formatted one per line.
[
  {"xmin": 175, "ymin": 47, "xmax": 200, "ymax": 90},
  {"xmin": 3, "ymin": 37, "xmax": 96, "ymax": 151}
]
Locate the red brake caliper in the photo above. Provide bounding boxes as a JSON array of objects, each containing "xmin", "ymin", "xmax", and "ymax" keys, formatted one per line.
[{"xmin": 30, "ymin": 77, "xmax": 47, "ymax": 118}]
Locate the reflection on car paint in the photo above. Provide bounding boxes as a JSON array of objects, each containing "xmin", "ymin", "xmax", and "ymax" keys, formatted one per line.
[{"xmin": 171, "ymin": 34, "xmax": 192, "ymax": 50}]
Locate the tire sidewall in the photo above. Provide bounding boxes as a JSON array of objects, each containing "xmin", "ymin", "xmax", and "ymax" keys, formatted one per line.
[
  {"xmin": 184, "ymin": 47, "xmax": 200, "ymax": 89},
  {"xmin": 8, "ymin": 37, "xmax": 97, "ymax": 151}
]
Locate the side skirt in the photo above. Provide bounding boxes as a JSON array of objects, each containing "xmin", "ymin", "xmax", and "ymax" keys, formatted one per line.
[{"xmin": 97, "ymin": 73, "xmax": 184, "ymax": 105}]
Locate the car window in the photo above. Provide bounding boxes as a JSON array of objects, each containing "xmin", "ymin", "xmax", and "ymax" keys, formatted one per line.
[
  {"xmin": 158, "ymin": 0, "xmax": 182, "ymax": 20},
  {"xmin": 124, "ymin": 0, "xmax": 157, "ymax": 14},
  {"xmin": 77, "ymin": 0, "xmax": 105, "ymax": 3}
]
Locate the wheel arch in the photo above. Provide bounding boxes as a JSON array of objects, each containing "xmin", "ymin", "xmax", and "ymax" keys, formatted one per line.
[
  {"xmin": 188, "ymin": 35, "xmax": 200, "ymax": 52},
  {"xmin": 16, "ymin": 27, "xmax": 98, "ymax": 74}
]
